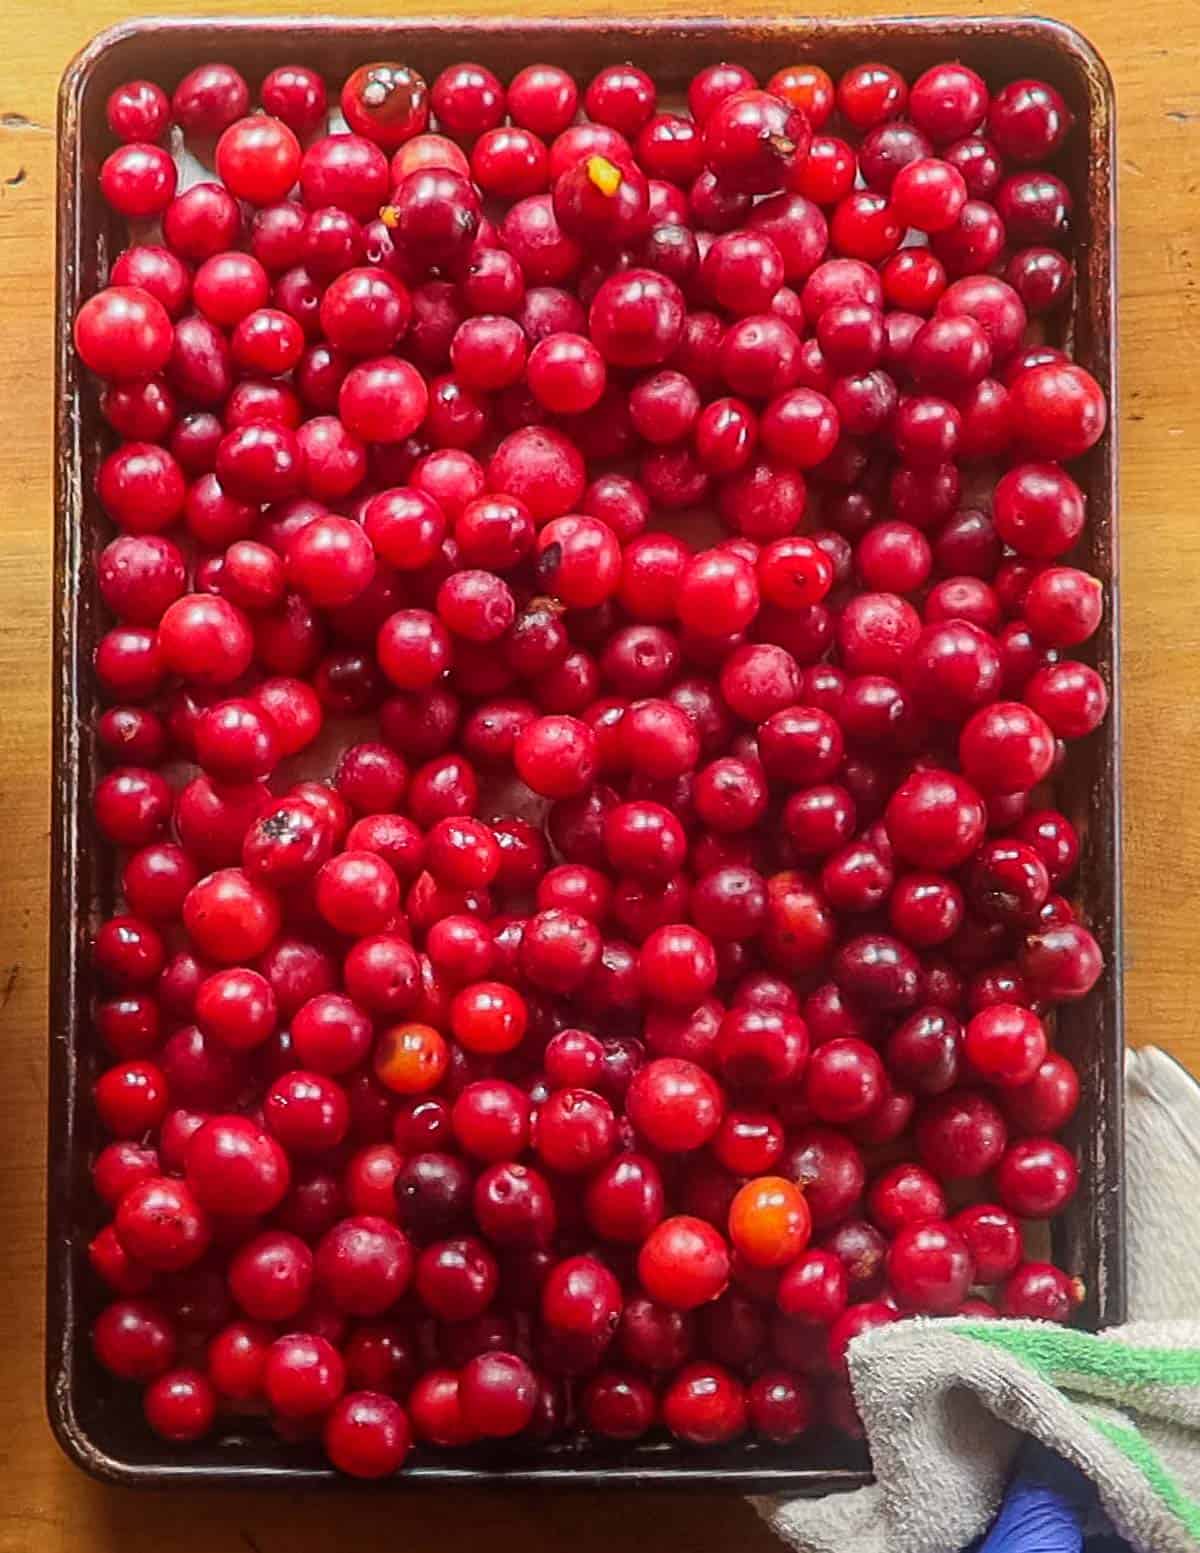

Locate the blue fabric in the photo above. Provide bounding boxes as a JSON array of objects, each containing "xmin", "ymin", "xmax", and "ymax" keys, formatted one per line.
[
  {"xmin": 971, "ymin": 1443, "xmax": 1133, "ymax": 1553},
  {"xmin": 977, "ymin": 1474, "xmax": 1084, "ymax": 1553}
]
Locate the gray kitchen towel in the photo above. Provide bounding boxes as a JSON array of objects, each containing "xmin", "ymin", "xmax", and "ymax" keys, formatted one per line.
[{"xmin": 757, "ymin": 1047, "xmax": 1200, "ymax": 1553}]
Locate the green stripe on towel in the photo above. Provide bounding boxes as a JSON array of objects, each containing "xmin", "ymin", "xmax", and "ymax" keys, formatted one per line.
[
  {"xmin": 950, "ymin": 1323, "xmax": 1200, "ymax": 1539},
  {"xmin": 1090, "ymin": 1417, "xmax": 1200, "ymax": 1539},
  {"xmin": 956, "ymin": 1323, "xmax": 1200, "ymax": 1388}
]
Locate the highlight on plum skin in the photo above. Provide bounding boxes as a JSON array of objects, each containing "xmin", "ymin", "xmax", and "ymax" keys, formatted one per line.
[{"xmin": 77, "ymin": 47, "xmax": 1106, "ymax": 1476}]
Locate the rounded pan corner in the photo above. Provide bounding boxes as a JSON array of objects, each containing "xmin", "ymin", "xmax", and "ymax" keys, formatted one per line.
[
  {"xmin": 46, "ymin": 1370, "xmax": 154, "ymax": 1488},
  {"xmin": 58, "ymin": 17, "xmax": 156, "ymax": 117},
  {"xmin": 1015, "ymin": 14, "xmax": 1117, "ymax": 112}
]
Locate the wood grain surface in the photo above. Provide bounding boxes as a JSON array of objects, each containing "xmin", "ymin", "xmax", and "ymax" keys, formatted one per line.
[{"xmin": 2, "ymin": 3, "xmax": 1197, "ymax": 1548}]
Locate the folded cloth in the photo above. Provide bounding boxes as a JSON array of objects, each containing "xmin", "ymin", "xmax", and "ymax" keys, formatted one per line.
[{"xmin": 757, "ymin": 1048, "xmax": 1200, "ymax": 1553}]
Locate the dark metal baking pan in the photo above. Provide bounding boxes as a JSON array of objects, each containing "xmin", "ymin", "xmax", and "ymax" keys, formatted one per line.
[{"xmin": 50, "ymin": 13, "xmax": 1122, "ymax": 1490}]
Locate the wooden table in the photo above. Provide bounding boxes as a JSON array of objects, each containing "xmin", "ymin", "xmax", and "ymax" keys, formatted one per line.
[{"xmin": 3, "ymin": 2, "xmax": 1198, "ymax": 1547}]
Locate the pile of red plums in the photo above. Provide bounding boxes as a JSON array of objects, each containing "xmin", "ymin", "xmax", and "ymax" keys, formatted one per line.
[{"xmin": 77, "ymin": 51, "xmax": 1106, "ymax": 1477}]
